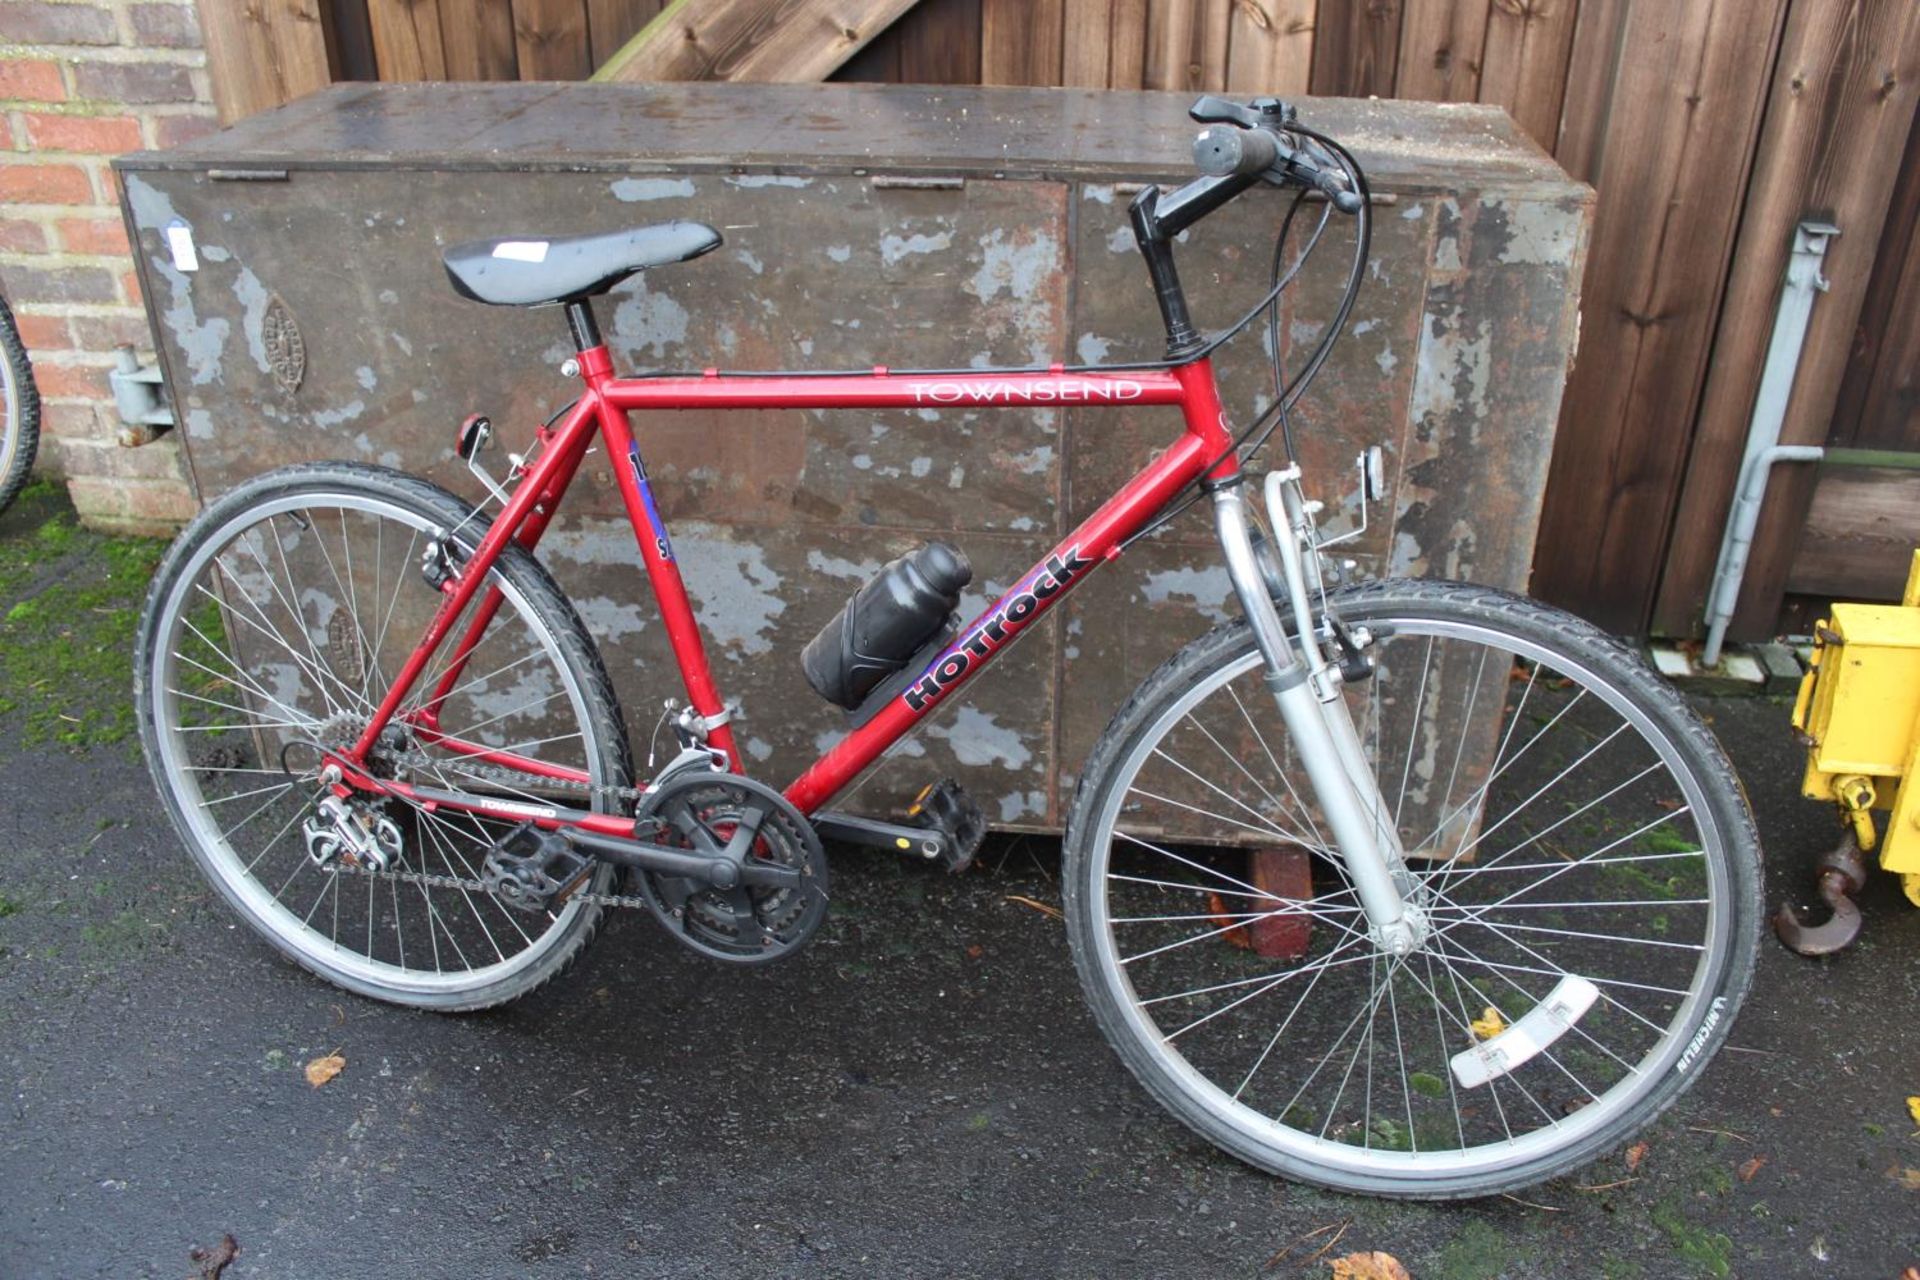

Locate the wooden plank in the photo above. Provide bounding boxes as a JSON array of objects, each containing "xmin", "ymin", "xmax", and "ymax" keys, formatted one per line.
[
  {"xmin": 440, "ymin": 0, "xmax": 520, "ymax": 78},
  {"xmin": 1784, "ymin": 468, "xmax": 1920, "ymax": 601},
  {"xmin": 1144, "ymin": 0, "xmax": 1231, "ymax": 92},
  {"xmin": 514, "ymin": 0, "xmax": 594, "ymax": 78},
  {"xmin": 196, "ymin": 0, "xmax": 337, "ymax": 123},
  {"xmin": 895, "ymin": 0, "xmax": 983, "ymax": 82},
  {"xmin": 1227, "ymin": 0, "xmax": 1318, "ymax": 96},
  {"xmin": 1650, "ymin": 0, "xmax": 1920, "ymax": 637},
  {"xmin": 1308, "ymin": 0, "xmax": 1402, "ymax": 97},
  {"xmin": 1107, "ymin": 0, "xmax": 1148, "ymax": 87},
  {"xmin": 1396, "ymin": 0, "xmax": 1488, "ymax": 102},
  {"xmin": 1477, "ymin": 0, "xmax": 1578, "ymax": 148},
  {"xmin": 981, "ymin": 0, "xmax": 1064, "ymax": 84},
  {"xmin": 1063, "ymin": 0, "xmax": 1116, "ymax": 86},
  {"xmin": 1828, "ymin": 98, "xmax": 1920, "ymax": 451},
  {"xmin": 834, "ymin": 0, "xmax": 981, "ymax": 83},
  {"xmin": 1550, "ymin": 0, "xmax": 1627, "ymax": 181},
  {"xmin": 595, "ymin": 0, "xmax": 931, "ymax": 82},
  {"xmin": 367, "ymin": 0, "xmax": 449, "ymax": 80},
  {"xmin": 331, "ymin": 0, "xmax": 382, "ymax": 81},
  {"xmin": 587, "ymin": 0, "xmax": 665, "ymax": 66},
  {"xmin": 1199, "ymin": 0, "xmax": 1233, "ymax": 88},
  {"xmin": 1529, "ymin": 0, "xmax": 1788, "ymax": 632}
]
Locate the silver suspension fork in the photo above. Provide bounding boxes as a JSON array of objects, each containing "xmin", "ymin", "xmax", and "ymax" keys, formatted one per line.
[{"xmin": 1212, "ymin": 475, "xmax": 1424, "ymax": 954}]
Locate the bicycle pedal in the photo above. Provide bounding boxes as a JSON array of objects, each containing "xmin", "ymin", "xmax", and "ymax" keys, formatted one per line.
[
  {"xmin": 907, "ymin": 778, "xmax": 987, "ymax": 874},
  {"xmin": 482, "ymin": 821, "xmax": 594, "ymax": 913}
]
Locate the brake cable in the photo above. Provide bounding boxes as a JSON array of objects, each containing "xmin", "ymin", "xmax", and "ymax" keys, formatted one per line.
[{"xmin": 1123, "ymin": 127, "xmax": 1373, "ymax": 547}]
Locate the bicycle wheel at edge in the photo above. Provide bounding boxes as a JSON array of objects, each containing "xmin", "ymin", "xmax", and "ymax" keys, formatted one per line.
[
  {"xmin": 0, "ymin": 292, "xmax": 41, "ymax": 514},
  {"xmin": 1063, "ymin": 578, "xmax": 1762, "ymax": 1198},
  {"xmin": 135, "ymin": 463, "xmax": 632, "ymax": 1011}
]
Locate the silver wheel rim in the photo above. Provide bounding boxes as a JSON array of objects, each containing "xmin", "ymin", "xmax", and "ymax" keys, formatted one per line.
[
  {"xmin": 1083, "ymin": 613, "xmax": 1730, "ymax": 1183},
  {"xmin": 147, "ymin": 490, "xmax": 607, "ymax": 998},
  {"xmin": 0, "ymin": 329, "xmax": 19, "ymax": 481}
]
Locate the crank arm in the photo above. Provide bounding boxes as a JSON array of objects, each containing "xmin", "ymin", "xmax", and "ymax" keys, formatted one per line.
[{"xmin": 563, "ymin": 828, "xmax": 803, "ymax": 891}]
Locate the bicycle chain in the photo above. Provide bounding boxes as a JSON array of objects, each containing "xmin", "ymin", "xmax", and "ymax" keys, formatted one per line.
[
  {"xmin": 328, "ymin": 860, "xmax": 658, "ymax": 911},
  {"xmin": 326, "ymin": 748, "xmax": 658, "ymax": 910}
]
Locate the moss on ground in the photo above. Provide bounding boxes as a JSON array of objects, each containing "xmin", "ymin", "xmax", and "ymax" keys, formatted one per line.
[
  {"xmin": 1431, "ymin": 1217, "xmax": 1537, "ymax": 1280},
  {"xmin": 0, "ymin": 479, "xmax": 167, "ymax": 750}
]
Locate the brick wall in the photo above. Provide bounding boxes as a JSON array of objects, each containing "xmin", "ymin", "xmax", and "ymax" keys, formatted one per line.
[{"xmin": 1, "ymin": 0, "xmax": 213, "ymax": 531}]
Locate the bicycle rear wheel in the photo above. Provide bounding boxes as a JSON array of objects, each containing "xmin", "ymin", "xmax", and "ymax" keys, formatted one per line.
[
  {"xmin": 1064, "ymin": 579, "xmax": 1761, "ymax": 1198},
  {"xmin": 136, "ymin": 464, "xmax": 630, "ymax": 1010}
]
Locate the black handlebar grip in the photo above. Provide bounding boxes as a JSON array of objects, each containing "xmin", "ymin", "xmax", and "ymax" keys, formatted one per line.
[{"xmin": 1192, "ymin": 123, "xmax": 1278, "ymax": 177}]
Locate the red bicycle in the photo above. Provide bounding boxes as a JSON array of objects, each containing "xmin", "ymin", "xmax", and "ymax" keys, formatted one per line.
[{"xmin": 136, "ymin": 97, "xmax": 1760, "ymax": 1197}]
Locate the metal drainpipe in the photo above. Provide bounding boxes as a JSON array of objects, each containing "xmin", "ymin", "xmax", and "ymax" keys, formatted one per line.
[{"xmin": 1698, "ymin": 219, "xmax": 1840, "ymax": 669}]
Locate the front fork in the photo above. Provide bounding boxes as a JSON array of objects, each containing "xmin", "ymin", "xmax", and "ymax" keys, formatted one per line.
[{"xmin": 1212, "ymin": 471, "xmax": 1427, "ymax": 955}]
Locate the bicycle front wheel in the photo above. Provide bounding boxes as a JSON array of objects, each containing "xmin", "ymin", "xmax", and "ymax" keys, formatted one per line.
[
  {"xmin": 1064, "ymin": 579, "xmax": 1761, "ymax": 1198},
  {"xmin": 136, "ymin": 464, "xmax": 631, "ymax": 1010}
]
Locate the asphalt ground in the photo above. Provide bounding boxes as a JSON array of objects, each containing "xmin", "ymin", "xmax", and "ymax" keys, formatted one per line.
[{"xmin": 2, "ymin": 483, "xmax": 1917, "ymax": 1280}]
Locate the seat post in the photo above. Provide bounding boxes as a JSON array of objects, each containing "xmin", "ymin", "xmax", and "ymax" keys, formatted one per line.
[{"xmin": 565, "ymin": 299, "xmax": 602, "ymax": 352}]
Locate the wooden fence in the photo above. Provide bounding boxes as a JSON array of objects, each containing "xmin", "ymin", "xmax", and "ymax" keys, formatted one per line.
[{"xmin": 193, "ymin": 0, "xmax": 1920, "ymax": 640}]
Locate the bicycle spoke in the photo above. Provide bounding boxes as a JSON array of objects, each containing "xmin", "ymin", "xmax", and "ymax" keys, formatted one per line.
[{"xmin": 1083, "ymin": 593, "xmax": 1749, "ymax": 1186}]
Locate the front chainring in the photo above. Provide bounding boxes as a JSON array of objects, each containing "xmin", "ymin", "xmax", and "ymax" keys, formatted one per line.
[{"xmin": 631, "ymin": 771, "xmax": 829, "ymax": 964}]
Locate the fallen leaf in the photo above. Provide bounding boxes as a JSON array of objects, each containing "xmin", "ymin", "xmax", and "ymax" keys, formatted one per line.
[
  {"xmin": 1737, "ymin": 1155, "xmax": 1767, "ymax": 1183},
  {"xmin": 188, "ymin": 1233, "xmax": 240, "ymax": 1280},
  {"xmin": 1004, "ymin": 894, "xmax": 1063, "ymax": 921},
  {"xmin": 1887, "ymin": 1164, "xmax": 1920, "ymax": 1192},
  {"xmin": 1209, "ymin": 891, "xmax": 1254, "ymax": 949},
  {"xmin": 964, "ymin": 944, "xmax": 984, "ymax": 960},
  {"xmin": 1469, "ymin": 1005, "xmax": 1506, "ymax": 1040},
  {"xmin": 1625, "ymin": 1141, "xmax": 1649, "ymax": 1172},
  {"xmin": 1908, "ymin": 1096, "xmax": 1920, "ymax": 1129},
  {"xmin": 1328, "ymin": 1252, "xmax": 1411, "ymax": 1280},
  {"xmin": 304, "ymin": 1052, "xmax": 345, "ymax": 1088},
  {"xmin": 1900, "ymin": 1267, "xmax": 1918, "ymax": 1280}
]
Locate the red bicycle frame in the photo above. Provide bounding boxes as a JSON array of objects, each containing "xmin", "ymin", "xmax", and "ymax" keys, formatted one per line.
[{"xmin": 338, "ymin": 343, "xmax": 1238, "ymax": 834}]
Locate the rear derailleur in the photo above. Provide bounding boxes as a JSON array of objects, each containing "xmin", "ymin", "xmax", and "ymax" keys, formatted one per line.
[{"xmin": 303, "ymin": 794, "xmax": 402, "ymax": 872}]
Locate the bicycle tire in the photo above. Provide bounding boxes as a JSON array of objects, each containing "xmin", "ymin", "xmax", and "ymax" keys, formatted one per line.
[
  {"xmin": 1063, "ymin": 578, "xmax": 1762, "ymax": 1198},
  {"xmin": 136, "ymin": 463, "xmax": 633, "ymax": 1011},
  {"xmin": 0, "ymin": 293, "xmax": 41, "ymax": 514}
]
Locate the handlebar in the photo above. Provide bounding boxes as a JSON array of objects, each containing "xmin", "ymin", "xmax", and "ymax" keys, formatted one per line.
[
  {"xmin": 1191, "ymin": 120, "xmax": 1364, "ymax": 214},
  {"xmin": 1127, "ymin": 95, "xmax": 1368, "ymax": 357}
]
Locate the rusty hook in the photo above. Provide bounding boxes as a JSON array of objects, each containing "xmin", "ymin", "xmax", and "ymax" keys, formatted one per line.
[{"xmin": 1773, "ymin": 830, "xmax": 1871, "ymax": 957}]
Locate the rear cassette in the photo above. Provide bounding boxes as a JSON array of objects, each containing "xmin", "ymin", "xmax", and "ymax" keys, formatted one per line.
[{"xmin": 632, "ymin": 771, "xmax": 828, "ymax": 964}]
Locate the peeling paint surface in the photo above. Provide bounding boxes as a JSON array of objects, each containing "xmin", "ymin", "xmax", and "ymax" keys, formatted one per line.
[
  {"xmin": 670, "ymin": 526, "xmax": 786, "ymax": 658},
  {"xmin": 1488, "ymin": 197, "xmax": 1582, "ymax": 265},
  {"xmin": 1139, "ymin": 565, "xmax": 1235, "ymax": 624},
  {"xmin": 929, "ymin": 705, "xmax": 1034, "ymax": 771},
  {"xmin": 611, "ymin": 177, "xmax": 694, "ymax": 202},
  {"xmin": 131, "ymin": 134, "xmax": 1581, "ymax": 834}
]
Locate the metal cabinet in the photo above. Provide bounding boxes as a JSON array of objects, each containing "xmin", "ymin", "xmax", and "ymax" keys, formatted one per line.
[{"xmin": 117, "ymin": 82, "xmax": 1590, "ymax": 830}]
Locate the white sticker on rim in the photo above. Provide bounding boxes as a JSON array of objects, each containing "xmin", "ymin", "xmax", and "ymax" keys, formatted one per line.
[
  {"xmin": 492, "ymin": 240, "xmax": 550, "ymax": 263},
  {"xmin": 1449, "ymin": 974, "xmax": 1601, "ymax": 1090}
]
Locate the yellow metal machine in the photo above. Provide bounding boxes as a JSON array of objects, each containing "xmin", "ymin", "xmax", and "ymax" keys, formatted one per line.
[{"xmin": 1777, "ymin": 551, "xmax": 1920, "ymax": 954}]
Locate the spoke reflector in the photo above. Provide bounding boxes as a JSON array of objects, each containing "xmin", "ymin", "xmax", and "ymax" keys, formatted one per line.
[{"xmin": 1449, "ymin": 975, "xmax": 1599, "ymax": 1090}]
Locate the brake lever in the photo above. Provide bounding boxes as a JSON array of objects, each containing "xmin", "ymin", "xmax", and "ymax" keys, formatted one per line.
[
  {"xmin": 1188, "ymin": 95, "xmax": 1264, "ymax": 129},
  {"xmin": 1285, "ymin": 135, "xmax": 1365, "ymax": 214},
  {"xmin": 1189, "ymin": 94, "xmax": 1296, "ymax": 130}
]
